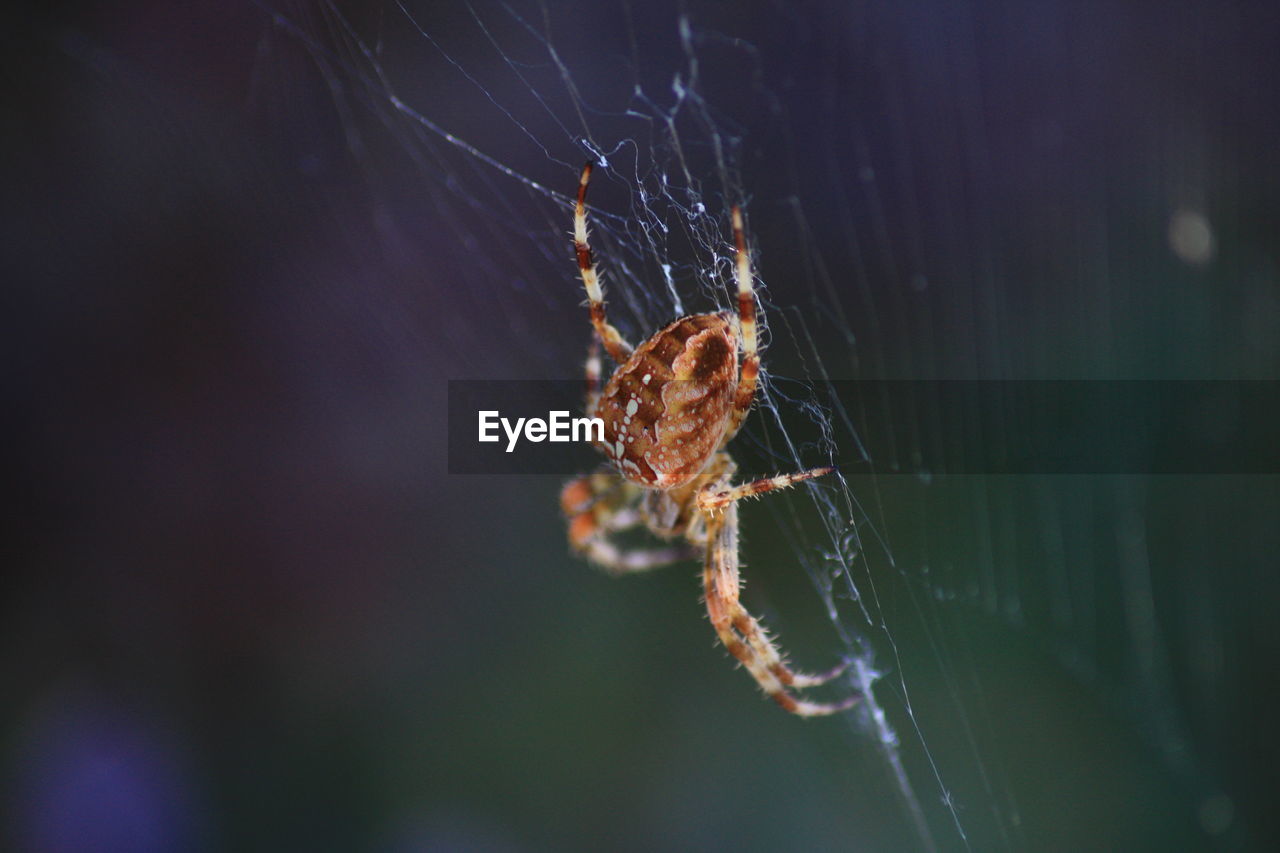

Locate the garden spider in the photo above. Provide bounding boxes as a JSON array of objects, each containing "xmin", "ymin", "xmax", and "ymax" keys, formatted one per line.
[{"xmin": 559, "ymin": 164, "xmax": 859, "ymax": 717}]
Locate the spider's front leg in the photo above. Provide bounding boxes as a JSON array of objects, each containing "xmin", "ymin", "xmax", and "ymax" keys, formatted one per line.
[
  {"xmin": 724, "ymin": 206, "xmax": 760, "ymax": 443},
  {"xmin": 699, "ymin": 469, "xmax": 858, "ymax": 716},
  {"xmin": 583, "ymin": 335, "xmax": 602, "ymax": 417},
  {"xmin": 574, "ymin": 163, "xmax": 633, "ymax": 364},
  {"xmin": 696, "ymin": 466, "xmax": 836, "ymax": 513}
]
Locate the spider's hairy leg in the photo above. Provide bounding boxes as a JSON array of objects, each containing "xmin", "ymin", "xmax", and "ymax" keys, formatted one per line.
[
  {"xmin": 697, "ymin": 466, "xmax": 848, "ymax": 689},
  {"xmin": 703, "ymin": 502, "xmax": 859, "ymax": 716},
  {"xmin": 697, "ymin": 466, "xmax": 836, "ymax": 513},
  {"xmin": 574, "ymin": 163, "xmax": 633, "ymax": 364},
  {"xmin": 561, "ymin": 474, "xmax": 694, "ymax": 575},
  {"xmin": 584, "ymin": 335, "xmax": 602, "ymax": 417},
  {"xmin": 733, "ymin": 610, "xmax": 851, "ymax": 689},
  {"xmin": 724, "ymin": 205, "xmax": 760, "ymax": 443}
]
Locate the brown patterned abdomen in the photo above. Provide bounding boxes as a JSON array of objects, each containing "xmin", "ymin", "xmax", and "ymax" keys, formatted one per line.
[{"xmin": 596, "ymin": 313, "xmax": 738, "ymax": 489}]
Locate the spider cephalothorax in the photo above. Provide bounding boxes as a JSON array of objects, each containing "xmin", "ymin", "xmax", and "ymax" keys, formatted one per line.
[{"xmin": 560, "ymin": 164, "xmax": 858, "ymax": 717}]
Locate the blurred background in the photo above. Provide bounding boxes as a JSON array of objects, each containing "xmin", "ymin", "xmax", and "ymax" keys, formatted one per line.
[{"xmin": 4, "ymin": 1, "xmax": 1278, "ymax": 850}]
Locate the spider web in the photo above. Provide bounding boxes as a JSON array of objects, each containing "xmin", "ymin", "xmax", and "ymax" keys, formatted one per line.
[{"xmin": 250, "ymin": 1, "xmax": 1276, "ymax": 849}]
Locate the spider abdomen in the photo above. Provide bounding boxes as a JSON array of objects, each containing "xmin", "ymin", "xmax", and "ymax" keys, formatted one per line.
[{"xmin": 597, "ymin": 313, "xmax": 738, "ymax": 489}]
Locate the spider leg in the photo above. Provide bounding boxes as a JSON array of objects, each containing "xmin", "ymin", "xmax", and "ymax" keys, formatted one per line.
[
  {"xmin": 581, "ymin": 537, "xmax": 695, "ymax": 575},
  {"xmin": 584, "ymin": 335, "xmax": 602, "ymax": 417},
  {"xmin": 723, "ymin": 206, "xmax": 760, "ymax": 443},
  {"xmin": 575, "ymin": 163, "xmax": 634, "ymax": 364},
  {"xmin": 697, "ymin": 466, "xmax": 835, "ymax": 513},
  {"xmin": 702, "ymin": 501, "xmax": 859, "ymax": 716},
  {"xmin": 561, "ymin": 474, "xmax": 695, "ymax": 575}
]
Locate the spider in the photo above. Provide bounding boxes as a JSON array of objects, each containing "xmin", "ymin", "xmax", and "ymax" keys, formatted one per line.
[{"xmin": 559, "ymin": 164, "xmax": 859, "ymax": 716}]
